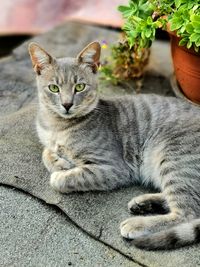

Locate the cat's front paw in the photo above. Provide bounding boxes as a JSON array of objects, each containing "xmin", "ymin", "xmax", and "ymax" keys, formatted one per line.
[
  {"xmin": 51, "ymin": 158, "xmax": 71, "ymax": 172},
  {"xmin": 50, "ymin": 171, "xmax": 69, "ymax": 193},
  {"xmin": 50, "ymin": 168, "xmax": 81, "ymax": 193},
  {"xmin": 120, "ymin": 217, "xmax": 149, "ymax": 239}
]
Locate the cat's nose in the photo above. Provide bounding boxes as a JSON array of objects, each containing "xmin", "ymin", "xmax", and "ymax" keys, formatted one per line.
[{"xmin": 62, "ymin": 102, "xmax": 73, "ymax": 112}]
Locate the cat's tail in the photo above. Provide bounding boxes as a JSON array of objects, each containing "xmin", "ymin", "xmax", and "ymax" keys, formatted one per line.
[{"xmin": 132, "ymin": 218, "xmax": 200, "ymax": 250}]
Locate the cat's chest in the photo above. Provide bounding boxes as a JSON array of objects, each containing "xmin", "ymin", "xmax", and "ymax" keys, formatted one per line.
[
  {"xmin": 37, "ymin": 122, "xmax": 90, "ymax": 155},
  {"xmin": 37, "ymin": 126, "xmax": 67, "ymax": 149},
  {"xmin": 37, "ymin": 123, "xmax": 56, "ymax": 149}
]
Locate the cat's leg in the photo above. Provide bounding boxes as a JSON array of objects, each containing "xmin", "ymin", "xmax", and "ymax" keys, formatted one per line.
[
  {"xmin": 128, "ymin": 193, "xmax": 169, "ymax": 215},
  {"xmin": 125, "ymin": 164, "xmax": 200, "ymax": 249},
  {"xmin": 120, "ymin": 210, "xmax": 185, "ymax": 240},
  {"xmin": 120, "ymin": 175, "xmax": 197, "ymax": 239},
  {"xmin": 42, "ymin": 148, "xmax": 74, "ymax": 173},
  {"xmin": 50, "ymin": 163, "xmax": 130, "ymax": 193}
]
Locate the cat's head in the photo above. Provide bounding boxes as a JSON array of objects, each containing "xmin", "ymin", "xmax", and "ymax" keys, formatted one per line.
[{"xmin": 28, "ymin": 42, "xmax": 101, "ymax": 119}]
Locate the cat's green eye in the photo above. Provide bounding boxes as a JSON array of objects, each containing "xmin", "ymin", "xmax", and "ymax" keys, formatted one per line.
[
  {"xmin": 75, "ymin": 83, "xmax": 86, "ymax": 92},
  {"xmin": 48, "ymin": 84, "xmax": 60, "ymax": 93}
]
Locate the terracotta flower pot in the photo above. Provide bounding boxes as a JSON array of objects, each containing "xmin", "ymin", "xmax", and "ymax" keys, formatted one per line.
[{"xmin": 170, "ymin": 34, "xmax": 200, "ymax": 104}]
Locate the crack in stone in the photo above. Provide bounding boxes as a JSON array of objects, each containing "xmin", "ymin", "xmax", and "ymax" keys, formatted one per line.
[
  {"xmin": 59, "ymin": 211, "xmax": 149, "ymax": 267},
  {"xmin": 97, "ymin": 225, "xmax": 103, "ymax": 239},
  {"xmin": 1, "ymin": 184, "xmax": 149, "ymax": 267}
]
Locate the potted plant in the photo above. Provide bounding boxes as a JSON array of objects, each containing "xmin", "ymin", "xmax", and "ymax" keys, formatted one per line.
[{"xmin": 118, "ymin": 0, "xmax": 200, "ymax": 104}]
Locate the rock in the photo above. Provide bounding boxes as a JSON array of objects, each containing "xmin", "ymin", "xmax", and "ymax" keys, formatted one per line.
[{"xmin": 1, "ymin": 22, "xmax": 198, "ymax": 267}]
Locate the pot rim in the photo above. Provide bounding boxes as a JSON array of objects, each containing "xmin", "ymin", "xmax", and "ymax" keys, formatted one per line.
[
  {"xmin": 165, "ymin": 20, "xmax": 200, "ymax": 56},
  {"xmin": 169, "ymin": 32, "xmax": 200, "ymax": 56},
  {"xmin": 170, "ymin": 73, "xmax": 200, "ymax": 107}
]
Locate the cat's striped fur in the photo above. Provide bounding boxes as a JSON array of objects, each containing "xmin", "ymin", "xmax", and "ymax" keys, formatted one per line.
[{"xmin": 29, "ymin": 42, "xmax": 200, "ymax": 250}]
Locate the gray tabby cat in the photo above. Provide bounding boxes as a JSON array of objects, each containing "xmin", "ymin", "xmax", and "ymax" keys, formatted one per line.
[{"xmin": 29, "ymin": 41, "xmax": 200, "ymax": 250}]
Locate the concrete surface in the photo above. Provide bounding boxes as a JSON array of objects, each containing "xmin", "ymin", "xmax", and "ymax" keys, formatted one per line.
[
  {"xmin": 0, "ymin": 186, "xmax": 137, "ymax": 267},
  {"xmin": 1, "ymin": 22, "xmax": 200, "ymax": 267}
]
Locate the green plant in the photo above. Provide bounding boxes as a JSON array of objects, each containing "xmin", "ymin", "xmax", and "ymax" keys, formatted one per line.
[
  {"xmin": 100, "ymin": 40, "xmax": 150, "ymax": 84},
  {"xmin": 118, "ymin": 0, "xmax": 200, "ymax": 52}
]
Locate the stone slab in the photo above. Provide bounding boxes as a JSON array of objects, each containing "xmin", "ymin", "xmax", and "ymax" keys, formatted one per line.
[
  {"xmin": 1, "ymin": 22, "xmax": 199, "ymax": 267},
  {"xmin": 0, "ymin": 186, "xmax": 136, "ymax": 267}
]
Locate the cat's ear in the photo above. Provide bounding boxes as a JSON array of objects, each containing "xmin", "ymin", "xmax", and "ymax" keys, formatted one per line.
[
  {"xmin": 28, "ymin": 42, "xmax": 55, "ymax": 75},
  {"xmin": 77, "ymin": 42, "xmax": 101, "ymax": 73}
]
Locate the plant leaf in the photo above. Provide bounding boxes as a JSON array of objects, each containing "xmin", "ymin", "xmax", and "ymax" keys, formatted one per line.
[
  {"xmin": 195, "ymin": 39, "xmax": 200, "ymax": 47},
  {"xmin": 118, "ymin": 5, "xmax": 135, "ymax": 18},
  {"xmin": 170, "ymin": 18, "xmax": 184, "ymax": 31},
  {"xmin": 145, "ymin": 28, "xmax": 152, "ymax": 38},
  {"xmin": 175, "ymin": 0, "xmax": 182, "ymax": 8},
  {"xmin": 179, "ymin": 38, "xmax": 188, "ymax": 46},
  {"xmin": 186, "ymin": 24, "xmax": 194, "ymax": 34},
  {"xmin": 187, "ymin": 41, "xmax": 192, "ymax": 49},
  {"xmin": 191, "ymin": 15, "xmax": 200, "ymax": 23},
  {"xmin": 190, "ymin": 33, "xmax": 200, "ymax": 42}
]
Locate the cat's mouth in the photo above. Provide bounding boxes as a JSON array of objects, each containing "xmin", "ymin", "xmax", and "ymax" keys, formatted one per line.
[
  {"xmin": 63, "ymin": 110, "xmax": 72, "ymax": 115},
  {"xmin": 60, "ymin": 110, "xmax": 74, "ymax": 118},
  {"xmin": 48, "ymin": 104, "xmax": 75, "ymax": 119}
]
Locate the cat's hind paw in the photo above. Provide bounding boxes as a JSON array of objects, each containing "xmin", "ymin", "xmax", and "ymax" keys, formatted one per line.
[
  {"xmin": 120, "ymin": 217, "xmax": 149, "ymax": 240},
  {"xmin": 128, "ymin": 193, "xmax": 168, "ymax": 215}
]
